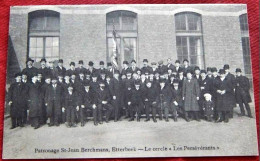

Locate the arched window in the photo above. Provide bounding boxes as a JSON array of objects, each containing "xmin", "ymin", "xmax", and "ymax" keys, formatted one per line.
[
  {"xmin": 175, "ymin": 12, "xmax": 204, "ymax": 68},
  {"xmin": 106, "ymin": 11, "xmax": 137, "ymax": 69},
  {"xmin": 239, "ymin": 14, "xmax": 251, "ymax": 76},
  {"xmin": 28, "ymin": 10, "xmax": 60, "ymax": 64}
]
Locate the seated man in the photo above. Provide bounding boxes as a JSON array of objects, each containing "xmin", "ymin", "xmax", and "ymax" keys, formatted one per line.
[{"xmin": 96, "ymin": 81, "xmax": 114, "ymax": 124}]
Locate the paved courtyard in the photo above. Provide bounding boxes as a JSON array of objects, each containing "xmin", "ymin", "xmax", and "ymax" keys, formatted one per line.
[{"xmin": 2, "ymin": 104, "xmax": 258, "ymax": 159}]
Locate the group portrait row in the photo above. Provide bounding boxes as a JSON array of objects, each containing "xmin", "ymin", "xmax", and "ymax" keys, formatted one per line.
[{"xmin": 7, "ymin": 57, "xmax": 253, "ymax": 129}]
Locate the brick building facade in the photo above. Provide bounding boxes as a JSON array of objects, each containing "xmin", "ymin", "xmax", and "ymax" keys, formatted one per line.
[{"xmin": 7, "ymin": 4, "xmax": 251, "ymax": 83}]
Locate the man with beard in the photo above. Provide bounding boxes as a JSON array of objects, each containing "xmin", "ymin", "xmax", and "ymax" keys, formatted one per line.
[{"xmin": 8, "ymin": 73, "xmax": 24, "ymax": 129}]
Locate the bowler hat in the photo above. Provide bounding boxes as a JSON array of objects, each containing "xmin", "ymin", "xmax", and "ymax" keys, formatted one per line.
[
  {"xmin": 123, "ymin": 61, "xmax": 129, "ymax": 65},
  {"xmin": 88, "ymin": 61, "xmax": 94, "ymax": 66},
  {"xmin": 219, "ymin": 69, "xmax": 225, "ymax": 74},
  {"xmin": 200, "ymin": 70, "xmax": 206, "ymax": 74},
  {"xmin": 107, "ymin": 62, "xmax": 112, "ymax": 66},
  {"xmin": 194, "ymin": 66, "xmax": 200, "ymax": 71},
  {"xmin": 26, "ymin": 58, "xmax": 34, "ymax": 63},
  {"xmin": 206, "ymin": 67, "xmax": 211, "ymax": 72},
  {"xmin": 235, "ymin": 68, "xmax": 242, "ymax": 73},
  {"xmin": 175, "ymin": 60, "xmax": 180, "ymax": 64},
  {"xmin": 70, "ymin": 62, "xmax": 75, "ymax": 66},
  {"xmin": 183, "ymin": 59, "xmax": 189, "ymax": 63},
  {"xmin": 100, "ymin": 61, "xmax": 104, "ymax": 65},
  {"xmin": 158, "ymin": 60, "xmax": 163, "ymax": 65},
  {"xmin": 223, "ymin": 64, "xmax": 230, "ymax": 70},
  {"xmin": 211, "ymin": 67, "xmax": 217, "ymax": 72},
  {"xmin": 40, "ymin": 58, "xmax": 46, "ymax": 63},
  {"xmin": 143, "ymin": 59, "xmax": 148, "ymax": 63},
  {"xmin": 58, "ymin": 59, "xmax": 63, "ymax": 63},
  {"xmin": 131, "ymin": 60, "xmax": 136, "ymax": 63},
  {"xmin": 78, "ymin": 60, "xmax": 84, "ymax": 64}
]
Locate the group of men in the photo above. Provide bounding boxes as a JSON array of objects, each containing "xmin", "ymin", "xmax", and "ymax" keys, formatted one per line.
[{"xmin": 7, "ymin": 57, "xmax": 253, "ymax": 129}]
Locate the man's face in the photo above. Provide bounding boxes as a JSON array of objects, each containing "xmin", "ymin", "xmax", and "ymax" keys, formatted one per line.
[
  {"xmin": 168, "ymin": 70, "xmax": 172, "ymax": 75},
  {"xmin": 135, "ymin": 85, "xmax": 140, "ymax": 90},
  {"xmin": 195, "ymin": 70, "xmax": 200, "ymax": 75},
  {"xmin": 45, "ymin": 78, "xmax": 51, "ymax": 84},
  {"xmin": 167, "ymin": 59, "xmax": 171, "ymax": 64},
  {"xmin": 236, "ymin": 72, "xmax": 241, "ymax": 77},
  {"xmin": 86, "ymin": 75, "xmax": 90, "ymax": 79},
  {"xmin": 32, "ymin": 76, "xmax": 38, "ymax": 82},
  {"xmin": 106, "ymin": 77, "xmax": 110, "ymax": 82},
  {"xmin": 141, "ymin": 74, "xmax": 145, "ymax": 79},
  {"xmin": 92, "ymin": 77, "xmax": 97, "ymax": 81},
  {"xmin": 179, "ymin": 72, "xmax": 183, "ymax": 76},
  {"xmin": 212, "ymin": 72, "xmax": 218, "ymax": 77},
  {"xmin": 15, "ymin": 76, "xmax": 22, "ymax": 82},
  {"xmin": 123, "ymin": 64, "xmax": 128, "ymax": 68},
  {"xmin": 79, "ymin": 74, "xmax": 84, "ymax": 79},
  {"xmin": 184, "ymin": 61, "xmax": 188, "ymax": 66},
  {"xmin": 58, "ymin": 62, "xmax": 63, "ymax": 67},
  {"xmin": 143, "ymin": 62, "xmax": 148, "ymax": 67},
  {"xmin": 146, "ymin": 82, "xmax": 152, "ymax": 88},
  {"xmin": 22, "ymin": 75, "xmax": 27, "ymax": 80},
  {"xmin": 160, "ymin": 82, "xmax": 165, "ymax": 87},
  {"xmin": 173, "ymin": 83, "xmax": 178, "ymax": 88},
  {"xmin": 79, "ymin": 64, "xmax": 83, "ymax": 68},
  {"xmin": 201, "ymin": 73, "xmax": 206, "ymax": 78},
  {"xmin": 127, "ymin": 74, "xmax": 131, "ymax": 79},
  {"xmin": 205, "ymin": 96, "xmax": 211, "ymax": 101},
  {"xmin": 131, "ymin": 62, "xmax": 136, "ymax": 67},
  {"xmin": 187, "ymin": 73, "xmax": 192, "ymax": 79},
  {"xmin": 52, "ymin": 79, "xmax": 57, "ymax": 84},
  {"xmin": 152, "ymin": 64, "xmax": 157, "ymax": 68},
  {"xmin": 64, "ymin": 76, "xmax": 70, "ymax": 82},
  {"xmin": 114, "ymin": 73, "xmax": 119, "ymax": 79},
  {"xmin": 101, "ymin": 74, "xmax": 106, "ymax": 79},
  {"xmin": 41, "ymin": 61, "xmax": 46, "ymax": 68},
  {"xmin": 49, "ymin": 62, "xmax": 54, "ymax": 68},
  {"xmin": 70, "ymin": 65, "xmax": 75, "ymax": 70},
  {"xmin": 220, "ymin": 73, "xmax": 225, "ymax": 78},
  {"xmin": 27, "ymin": 61, "xmax": 33, "ymax": 67},
  {"xmin": 71, "ymin": 75, "xmax": 76, "ymax": 80},
  {"xmin": 175, "ymin": 62, "xmax": 180, "ymax": 67},
  {"xmin": 122, "ymin": 75, "xmax": 126, "ymax": 79},
  {"xmin": 84, "ymin": 86, "xmax": 90, "ymax": 91},
  {"xmin": 225, "ymin": 69, "xmax": 229, "ymax": 74},
  {"xmin": 37, "ymin": 74, "xmax": 42, "ymax": 80}
]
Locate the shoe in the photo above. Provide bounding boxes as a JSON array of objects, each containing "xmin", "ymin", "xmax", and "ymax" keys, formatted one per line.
[
  {"xmin": 185, "ymin": 118, "xmax": 190, "ymax": 122},
  {"xmin": 216, "ymin": 117, "xmax": 222, "ymax": 123},
  {"xmin": 20, "ymin": 124, "xmax": 25, "ymax": 127},
  {"xmin": 81, "ymin": 122, "xmax": 84, "ymax": 127},
  {"xmin": 173, "ymin": 117, "xmax": 177, "ymax": 122},
  {"xmin": 145, "ymin": 118, "xmax": 150, "ymax": 122},
  {"xmin": 159, "ymin": 116, "xmax": 163, "ymax": 120},
  {"xmin": 248, "ymin": 115, "xmax": 253, "ymax": 118},
  {"xmin": 34, "ymin": 125, "xmax": 40, "ymax": 129},
  {"xmin": 10, "ymin": 126, "xmax": 16, "ymax": 129},
  {"xmin": 48, "ymin": 123, "xmax": 54, "ymax": 127},
  {"xmin": 99, "ymin": 122, "xmax": 103, "ymax": 124},
  {"xmin": 55, "ymin": 123, "xmax": 60, "ymax": 127},
  {"xmin": 94, "ymin": 122, "xmax": 98, "ymax": 126},
  {"xmin": 165, "ymin": 118, "xmax": 169, "ymax": 122},
  {"xmin": 137, "ymin": 118, "xmax": 140, "ymax": 122},
  {"xmin": 224, "ymin": 119, "xmax": 229, "ymax": 123},
  {"xmin": 105, "ymin": 120, "xmax": 109, "ymax": 123},
  {"xmin": 128, "ymin": 118, "xmax": 134, "ymax": 121},
  {"xmin": 196, "ymin": 119, "xmax": 201, "ymax": 122}
]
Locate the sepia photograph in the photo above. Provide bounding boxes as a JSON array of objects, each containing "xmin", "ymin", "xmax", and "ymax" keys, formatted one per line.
[{"xmin": 3, "ymin": 4, "xmax": 259, "ymax": 159}]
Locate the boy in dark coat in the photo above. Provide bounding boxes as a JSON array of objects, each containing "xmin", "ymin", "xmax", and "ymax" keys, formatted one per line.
[
  {"xmin": 171, "ymin": 79, "xmax": 183, "ymax": 122},
  {"xmin": 202, "ymin": 93, "xmax": 215, "ymax": 122},
  {"xmin": 96, "ymin": 81, "xmax": 114, "ymax": 124},
  {"xmin": 235, "ymin": 68, "xmax": 252, "ymax": 118},
  {"xmin": 143, "ymin": 81, "xmax": 158, "ymax": 122},
  {"xmin": 156, "ymin": 79, "xmax": 173, "ymax": 122},
  {"xmin": 64, "ymin": 86, "xmax": 79, "ymax": 127},
  {"xmin": 8, "ymin": 73, "xmax": 24, "ymax": 129},
  {"xmin": 44, "ymin": 76, "xmax": 63, "ymax": 126}
]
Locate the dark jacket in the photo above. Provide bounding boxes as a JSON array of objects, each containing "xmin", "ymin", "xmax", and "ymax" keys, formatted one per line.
[
  {"xmin": 22, "ymin": 67, "xmax": 38, "ymax": 83},
  {"xmin": 144, "ymin": 86, "xmax": 158, "ymax": 103},
  {"xmin": 56, "ymin": 66, "xmax": 66, "ymax": 77},
  {"xmin": 172, "ymin": 87, "xmax": 183, "ymax": 105},
  {"xmin": 131, "ymin": 88, "xmax": 145, "ymax": 105},
  {"xmin": 156, "ymin": 85, "xmax": 173, "ymax": 105},
  {"xmin": 96, "ymin": 88, "xmax": 111, "ymax": 105},
  {"xmin": 64, "ymin": 91, "xmax": 79, "ymax": 108},
  {"xmin": 44, "ymin": 84, "xmax": 63, "ymax": 106},
  {"xmin": 235, "ymin": 75, "xmax": 252, "ymax": 104},
  {"xmin": 8, "ymin": 82, "xmax": 24, "ymax": 117},
  {"xmin": 28, "ymin": 82, "xmax": 41, "ymax": 117}
]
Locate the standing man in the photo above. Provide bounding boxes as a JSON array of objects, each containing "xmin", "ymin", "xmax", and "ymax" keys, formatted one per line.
[
  {"xmin": 234, "ymin": 68, "xmax": 252, "ymax": 118},
  {"xmin": 130, "ymin": 81, "xmax": 145, "ymax": 122},
  {"xmin": 110, "ymin": 70, "xmax": 122, "ymax": 122},
  {"xmin": 223, "ymin": 64, "xmax": 236, "ymax": 118},
  {"xmin": 106, "ymin": 62, "xmax": 114, "ymax": 78},
  {"xmin": 143, "ymin": 81, "xmax": 158, "ymax": 122},
  {"xmin": 88, "ymin": 61, "xmax": 97, "ymax": 76},
  {"xmin": 76, "ymin": 60, "xmax": 87, "ymax": 76},
  {"xmin": 129, "ymin": 60, "xmax": 140, "ymax": 74},
  {"xmin": 56, "ymin": 59, "xmax": 66, "ymax": 77},
  {"xmin": 38, "ymin": 58, "xmax": 49, "ymax": 80},
  {"xmin": 45, "ymin": 76, "xmax": 63, "ymax": 126},
  {"xmin": 182, "ymin": 70, "xmax": 200, "ymax": 122},
  {"xmin": 22, "ymin": 58, "xmax": 38, "ymax": 83},
  {"xmin": 171, "ymin": 79, "xmax": 182, "ymax": 122},
  {"xmin": 48, "ymin": 61, "xmax": 58, "ymax": 78},
  {"xmin": 121, "ymin": 61, "xmax": 129, "ymax": 77},
  {"xmin": 215, "ymin": 69, "xmax": 234, "ymax": 123},
  {"xmin": 157, "ymin": 60, "xmax": 167, "ymax": 75},
  {"xmin": 8, "ymin": 73, "xmax": 24, "ymax": 129},
  {"xmin": 174, "ymin": 60, "xmax": 182, "ymax": 74},
  {"xmin": 28, "ymin": 74, "xmax": 41, "ymax": 129},
  {"xmin": 156, "ymin": 79, "xmax": 173, "ymax": 122},
  {"xmin": 141, "ymin": 59, "xmax": 152, "ymax": 74},
  {"xmin": 182, "ymin": 59, "xmax": 192, "ymax": 77},
  {"xmin": 166, "ymin": 58, "xmax": 175, "ymax": 71}
]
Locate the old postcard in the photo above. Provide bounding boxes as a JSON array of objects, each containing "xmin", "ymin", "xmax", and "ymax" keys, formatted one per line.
[{"xmin": 3, "ymin": 4, "xmax": 258, "ymax": 159}]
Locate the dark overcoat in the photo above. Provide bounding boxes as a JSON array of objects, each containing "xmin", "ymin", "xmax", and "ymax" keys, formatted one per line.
[
  {"xmin": 235, "ymin": 75, "xmax": 252, "ymax": 104},
  {"xmin": 8, "ymin": 82, "xmax": 24, "ymax": 118},
  {"xmin": 215, "ymin": 77, "xmax": 234, "ymax": 112},
  {"xmin": 182, "ymin": 78, "xmax": 200, "ymax": 111},
  {"xmin": 28, "ymin": 82, "xmax": 41, "ymax": 117}
]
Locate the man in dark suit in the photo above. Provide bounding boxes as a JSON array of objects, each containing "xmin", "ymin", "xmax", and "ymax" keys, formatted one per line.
[
  {"xmin": 174, "ymin": 60, "xmax": 183, "ymax": 75},
  {"xmin": 88, "ymin": 61, "xmax": 97, "ymax": 76},
  {"xmin": 8, "ymin": 73, "xmax": 24, "ymax": 129},
  {"xmin": 141, "ymin": 59, "xmax": 152, "ymax": 74},
  {"xmin": 193, "ymin": 66, "xmax": 201, "ymax": 80},
  {"xmin": 44, "ymin": 76, "xmax": 63, "ymax": 126},
  {"xmin": 143, "ymin": 81, "xmax": 158, "ymax": 122},
  {"xmin": 129, "ymin": 60, "xmax": 140, "ymax": 74},
  {"xmin": 110, "ymin": 70, "xmax": 122, "ymax": 122},
  {"xmin": 76, "ymin": 60, "xmax": 87, "ymax": 76},
  {"xmin": 182, "ymin": 59, "xmax": 192, "ymax": 77},
  {"xmin": 56, "ymin": 59, "xmax": 66, "ymax": 77},
  {"xmin": 171, "ymin": 79, "xmax": 183, "ymax": 122},
  {"xmin": 166, "ymin": 58, "xmax": 175, "ymax": 71},
  {"xmin": 106, "ymin": 62, "xmax": 114, "ymax": 78},
  {"xmin": 235, "ymin": 68, "xmax": 252, "ymax": 118},
  {"xmin": 48, "ymin": 61, "xmax": 58, "ymax": 78},
  {"xmin": 156, "ymin": 79, "xmax": 173, "ymax": 122},
  {"xmin": 96, "ymin": 81, "xmax": 114, "ymax": 124},
  {"xmin": 157, "ymin": 60, "xmax": 167, "ymax": 75},
  {"xmin": 38, "ymin": 58, "xmax": 50, "ymax": 81},
  {"xmin": 98, "ymin": 61, "xmax": 107, "ymax": 76},
  {"xmin": 66, "ymin": 62, "xmax": 76, "ymax": 77},
  {"xmin": 121, "ymin": 61, "xmax": 129, "ymax": 77},
  {"xmin": 223, "ymin": 64, "xmax": 236, "ymax": 118},
  {"xmin": 64, "ymin": 85, "xmax": 79, "ymax": 127},
  {"xmin": 22, "ymin": 58, "xmax": 38, "ymax": 83}
]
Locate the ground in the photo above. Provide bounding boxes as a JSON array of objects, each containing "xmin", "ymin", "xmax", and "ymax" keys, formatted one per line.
[{"xmin": 2, "ymin": 104, "xmax": 258, "ymax": 159}]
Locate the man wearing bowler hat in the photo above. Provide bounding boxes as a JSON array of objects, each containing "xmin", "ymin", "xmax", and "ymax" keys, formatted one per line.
[
  {"xmin": 57, "ymin": 59, "xmax": 66, "ymax": 77},
  {"xmin": 141, "ymin": 59, "xmax": 152, "ymax": 74},
  {"xmin": 38, "ymin": 58, "xmax": 49, "ymax": 80},
  {"xmin": 76, "ymin": 60, "xmax": 87, "ymax": 76},
  {"xmin": 44, "ymin": 76, "xmax": 63, "ymax": 126},
  {"xmin": 234, "ymin": 68, "xmax": 253, "ymax": 118},
  {"xmin": 88, "ymin": 61, "xmax": 97, "ymax": 76},
  {"xmin": 22, "ymin": 58, "xmax": 38, "ymax": 83}
]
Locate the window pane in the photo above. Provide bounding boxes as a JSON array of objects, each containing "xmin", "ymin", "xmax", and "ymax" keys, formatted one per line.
[
  {"xmin": 175, "ymin": 14, "xmax": 186, "ymax": 30},
  {"xmin": 239, "ymin": 14, "xmax": 248, "ymax": 31},
  {"xmin": 123, "ymin": 38, "xmax": 136, "ymax": 63},
  {"xmin": 36, "ymin": 38, "xmax": 43, "ymax": 48},
  {"xmin": 53, "ymin": 37, "xmax": 59, "ymax": 46},
  {"xmin": 46, "ymin": 37, "xmax": 53, "ymax": 47},
  {"xmin": 30, "ymin": 37, "xmax": 37, "ymax": 47},
  {"xmin": 52, "ymin": 47, "xmax": 59, "ymax": 57},
  {"xmin": 187, "ymin": 13, "xmax": 201, "ymax": 31},
  {"xmin": 107, "ymin": 11, "xmax": 137, "ymax": 31},
  {"xmin": 45, "ymin": 47, "xmax": 52, "ymax": 57},
  {"xmin": 29, "ymin": 48, "xmax": 36, "ymax": 58},
  {"xmin": 36, "ymin": 48, "xmax": 43, "ymax": 58}
]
